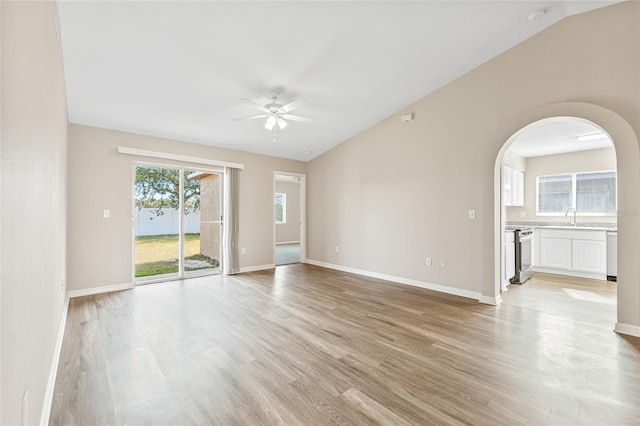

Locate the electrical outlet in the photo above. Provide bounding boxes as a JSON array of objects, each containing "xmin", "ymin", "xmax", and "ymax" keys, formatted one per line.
[
  {"xmin": 440, "ymin": 260, "xmax": 446, "ymax": 268},
  {"xmin": 468, "ymin": 209, "xmax": 476, "ymax": 220},
  {"xmin": 425, "ymin": 257, "xmax": 432, "ymax": 266},
  {"xmin": 240, "ymin": 247, "xmax": 246, "ymax": 255},
  {"xmin": 335, "ymin": 246, "xmax": 340, "ymax": 253},
  {"xmin": 520, "ymin": 211, "xmax": 526, "ymax": 218}
]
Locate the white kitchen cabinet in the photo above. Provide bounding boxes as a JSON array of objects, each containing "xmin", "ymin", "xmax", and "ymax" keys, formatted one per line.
[
  {"xmin": 503, "ymin": 165, "xmax": 512, "ymax": 206},
  {"xmin": 535, "ymin": 228, "xmax": 608, "ymax": 279},
  {"xmin": 503, "ymin": 231, "xmax": 515, "ymax": 288},
  {"xmin": 506, "ymin": 241, "xmax": 515, "ymax": 280},
  {"xmin": 540, "ymin": 238, "xmax": 572, "ymax": 270},
  {"xmin": 607, "ymin": 231, "xmax": 617, "ymax": 279},
  {"xmin": 512, "ymin": 167, "xmax": 524, "ymax": 206},
  {"xmin": 573, "ymin": 239, "xmax": 606, "ymax": 274},
  {"xmin": 503, "ymin": 165, "xmax": 524, "ymax": 207}
]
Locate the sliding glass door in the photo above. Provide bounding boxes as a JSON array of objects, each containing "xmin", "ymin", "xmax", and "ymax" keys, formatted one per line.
[
  {"xmin": 183, "ymin": 170, "xmax": 222, "ymax": 277},
  {"xmin": 134, "ymin": 164, "xmax": 222, "ymax": 283}
]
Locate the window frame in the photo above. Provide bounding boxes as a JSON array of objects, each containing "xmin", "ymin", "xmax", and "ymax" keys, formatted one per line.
[
  {"xmin": 275, "ymin": 192, "xmax": 287, "ymax": 224},
  {"xmin": 536, "ymin": 169, "xmax": 617, "ymax": 216}
]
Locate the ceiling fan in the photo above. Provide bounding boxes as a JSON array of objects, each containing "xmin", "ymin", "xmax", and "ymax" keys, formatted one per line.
[{"xmin": 232, "ymin": 90, "xmax": 313, "ymax": 131}]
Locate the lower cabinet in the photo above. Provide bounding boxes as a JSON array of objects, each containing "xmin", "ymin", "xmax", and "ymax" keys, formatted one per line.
[
  {"xmin": 504, "ymin": 232, "xmax": 515, "ymax": 281},
  {"xmin": 540, "ymin": 238, "xmax": 572, "ymax": 270},
  {"xmin": 572, "ymin": 239, "xmax": 606, "ymax": 274},
  {"xmin": 536, "ymin": 228, "xmax": 607, "ymax": 277}
]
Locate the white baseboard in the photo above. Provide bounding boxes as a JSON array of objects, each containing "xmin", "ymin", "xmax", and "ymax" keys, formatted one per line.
[
  {"xmin": 479, "ymin": 295, "xmax": 503, "ymax": 306},
  {"xmin": 40, "ymin": 294, "xmax": 69, "ymax": 426},
  {"xmin": 68, "ymin": 282, "xmax": 133, "ymax": 298},
  {"xmin": 532, "ymin": 267, "xmax": 606, "ymax": 281},
  {"xmin": 614, "ymin": 322, "xmax": 640, "ymax": 338},
  {"xmin": 276, "ymin": 241, "xmax": 300, "ymax": 245},
  {"xmin": 237, "ymin": 264, "xmax": 275, "ymax": 274},
  {"xmin": 306, "ymin": 259, "xmax": 484, "ymax": 301}
]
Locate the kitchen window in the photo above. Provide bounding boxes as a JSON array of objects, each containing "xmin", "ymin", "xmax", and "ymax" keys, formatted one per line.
[
  {"xmin": 275, "ymin": 192, "xmax": 286, "ymax": 223},
  {"xmin": 537, "ymin": 171, "xmax": 616, "ymax": 215}
]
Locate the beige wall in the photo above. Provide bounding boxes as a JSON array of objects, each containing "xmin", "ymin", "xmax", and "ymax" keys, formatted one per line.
[
  {"xmin": 67, "ymin": 124, "xmax": 306, "ymax": 290},
  {"xmin": 1, "ymin": 2, "xmax": 68, "ymax": 424},
  {"xmin": 307, "ymin": 2, "xmax": 640, "ymax": 326},
  {"xmin": 276, "ymin": 181, "xmax": 301, "ymax": 244},
  {"xmin": 506, "ymin": 147, "xmax": 617, "ymax": 223}
]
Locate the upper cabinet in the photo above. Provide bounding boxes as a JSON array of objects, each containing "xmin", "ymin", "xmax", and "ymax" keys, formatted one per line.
[{"xmin": 503, "ymin": 165, "xmax": 524, "ymax": 206}]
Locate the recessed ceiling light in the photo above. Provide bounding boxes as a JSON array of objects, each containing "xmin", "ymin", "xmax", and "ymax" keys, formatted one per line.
[
  {"xmin": 577, "ymin": 133, "xmax": 606, "ymax": 142},
  {"xmin": 528, "ymin": 8, "xmax": 546, "ymax": 23},
  {"xmin": 304, "ymin": 150, "xmax": 312, "ymax": 155}
]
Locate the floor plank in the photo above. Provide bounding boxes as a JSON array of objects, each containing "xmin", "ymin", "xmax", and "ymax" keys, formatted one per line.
[{"xmin": 50, "ymin": 267, "xmax": 640, "ymax": 425}]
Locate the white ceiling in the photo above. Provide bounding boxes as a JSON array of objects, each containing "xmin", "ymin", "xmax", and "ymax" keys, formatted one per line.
[
  {"xmin": 57, "ymin": 1, "xmax": 619, "ymax": 162},
  {"xmin": 508, "ymin": 117, "xmax": 613, "ymax": 158}
]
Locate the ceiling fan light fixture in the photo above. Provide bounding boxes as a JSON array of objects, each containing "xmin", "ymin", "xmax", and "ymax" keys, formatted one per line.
[
  {"xmin": 265, "ymin": 115, "xmax": 276, "ymax": 130},
  {"xmin": 234, "ymin": 90, "xmax": 312, "ymax": 136}
]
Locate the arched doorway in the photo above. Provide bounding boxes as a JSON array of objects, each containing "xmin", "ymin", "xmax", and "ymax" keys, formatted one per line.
[{"xmin": 491, "ymin": 102, "xmax": 640, "ymax": 337}]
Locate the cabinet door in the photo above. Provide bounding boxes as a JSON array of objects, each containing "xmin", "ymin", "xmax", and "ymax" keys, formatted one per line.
[
  {"xmin": 573, "ymin": 239, "xmax": 606, "ymax": 273},
  {"xmin": 505, "ymin": 242, "xmax": 515, "ymax": 279},
  {"xmin": 514, "ymin": 169, "xmax": 524, "ymax": 206},
  {"xmin": 540, "ymin": 238, "xmax": 572, "ymax": 270},
  {"xmin": 503, "ymin": 166, "xmax": 513, "ymax": 206}
]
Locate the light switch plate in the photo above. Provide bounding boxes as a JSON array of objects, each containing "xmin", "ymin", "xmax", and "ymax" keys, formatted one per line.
[
  {"xmin": 103, "ymin": 209, "xmax": 110, "ymax": 218},
  {"xmin": 468, "ymin": 209, "xmax": 476, "ymax": 219}
]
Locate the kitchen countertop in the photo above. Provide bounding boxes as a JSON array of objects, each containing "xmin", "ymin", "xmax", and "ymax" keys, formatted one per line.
[
  {"xmin": 534, "ymin": 225, "xmax": 615, "ymax": 231},
  {"xmin": 506, "ymin": 221, "xmax": 616, "ymax": 231}
]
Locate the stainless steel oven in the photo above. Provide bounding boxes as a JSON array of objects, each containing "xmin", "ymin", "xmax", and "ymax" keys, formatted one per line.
[{"xmin": 511, "ymin": 228, "xmax": 533, "ymax": 284}]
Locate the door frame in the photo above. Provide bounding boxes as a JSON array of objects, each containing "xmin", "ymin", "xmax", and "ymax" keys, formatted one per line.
[
  {"xmin": 131, "ymin": 161, "xmax": 224, "ymax": 285},
  {"xmin": 273, "ymin": 171, "xmax": 307, "ymax": 265}
]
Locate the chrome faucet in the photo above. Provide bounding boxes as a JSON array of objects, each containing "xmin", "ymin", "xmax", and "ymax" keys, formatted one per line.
[{"xmin": 565, "ymin": 207, "xmax": 577, "ymax": 226}]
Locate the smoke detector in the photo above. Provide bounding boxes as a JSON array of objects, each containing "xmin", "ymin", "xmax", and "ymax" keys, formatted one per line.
[{"xmin": 528, "ymin": 9, "xmax": 546, "ymax": 23}]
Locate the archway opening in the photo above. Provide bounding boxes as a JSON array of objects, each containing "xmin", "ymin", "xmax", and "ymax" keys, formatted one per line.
[{"xmin": 495, "ymin": 115, "xmax": 621, "ymax": 330}]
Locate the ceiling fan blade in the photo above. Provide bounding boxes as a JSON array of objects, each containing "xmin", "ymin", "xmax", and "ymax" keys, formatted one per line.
[
  {"xmin": 239, "ymin": 98, "xmax": 270, "ymax": 113},
  {"xmin": 282, "ymin": 114, "xmax": 314, "ymax": 123},
  {"xmin": 231, "ymin": 114, "xmax": 267, "ymax": 121},
  {"xmin": 276, "ymin": 117, "xmax": 288, "ymax": 130},
  {"xmin": 280, "ymin": 99, "xmax": 307, "ymax": 113}
]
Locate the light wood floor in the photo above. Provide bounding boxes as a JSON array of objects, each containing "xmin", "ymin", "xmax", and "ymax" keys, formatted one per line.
[{"xmin": 50, "ymin": 266, "xmax": 640, "ymax": 425}]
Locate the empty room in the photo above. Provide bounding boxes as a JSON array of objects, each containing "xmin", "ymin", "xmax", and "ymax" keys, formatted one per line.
[{"xmin": 2, "ymin": 1, "xmax": 640, "ymax": 425}]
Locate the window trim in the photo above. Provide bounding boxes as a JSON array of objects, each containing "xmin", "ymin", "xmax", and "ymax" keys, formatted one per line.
[{"xmin": 536, "ymin": 169, "xmax": 617, "ymax": 217}]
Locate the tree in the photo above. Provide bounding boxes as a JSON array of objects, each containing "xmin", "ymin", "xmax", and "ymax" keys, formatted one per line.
[{"xmin": 135, "ymin": 167, "xmax": 200, "ymax": 216}]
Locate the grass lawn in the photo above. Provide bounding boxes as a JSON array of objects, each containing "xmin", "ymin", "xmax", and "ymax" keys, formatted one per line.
[{"xmin": 135, "ymin": 233, "xmax": 219, "ymax": 277}]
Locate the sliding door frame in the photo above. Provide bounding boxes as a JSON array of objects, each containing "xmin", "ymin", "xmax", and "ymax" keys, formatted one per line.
[{"xmin": 131, "ymin": 161, "xmax": 224, "ymax": 285}]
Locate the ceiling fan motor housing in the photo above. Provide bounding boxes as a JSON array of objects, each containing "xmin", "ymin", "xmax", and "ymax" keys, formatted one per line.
[{"xmin": 266, "ymin": 103, "xmax": 283, "ymax": 114}]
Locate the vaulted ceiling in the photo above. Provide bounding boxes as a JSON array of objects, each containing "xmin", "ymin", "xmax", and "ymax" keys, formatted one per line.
[{"xmin": 57, "ymin": 1, "xmax": 619, "ymax": 161}]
